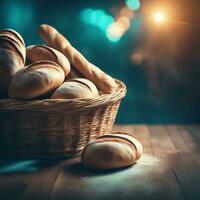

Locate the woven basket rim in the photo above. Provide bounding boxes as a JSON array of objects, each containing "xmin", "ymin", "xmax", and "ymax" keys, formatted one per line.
[{"xmin": 0, "ymin": 79, "xmax": 126, "ymax": 112}]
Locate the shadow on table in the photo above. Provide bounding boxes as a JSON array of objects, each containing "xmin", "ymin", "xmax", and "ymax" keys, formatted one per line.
[{"xmin": 64, "ymin": 161, "xmax": 134, "ymax": 177}]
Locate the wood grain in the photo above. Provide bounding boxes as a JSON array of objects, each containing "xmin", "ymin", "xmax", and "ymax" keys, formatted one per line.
[{"xmin": 0, "ymin": 125, "xmax": 199, "ymax": 200}]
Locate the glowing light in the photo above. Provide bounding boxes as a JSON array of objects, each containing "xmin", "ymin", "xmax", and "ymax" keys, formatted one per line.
[
  {"xmin": 80, "ymin": 8, "xmax": 114, "ymax": 31},
  {"xmin": 106, "ymin": 23, "xmax": 123, "ymax": 42},
  {"xmin": 80, "ymin": 8, "xmax": 133, "ymax": 42},
  {"xmin": 119, "ymin": 7, "xmax": 134, "ymax": 19},
  {"xmin": 90, "ymin": 10, "xmax": 105, "ymax": 24},
  {"xmin": 117, "ymin": 16, "xmax": 130, "ymax": 31},
  {"xmin": 154, "ymin": 11, "xmax": 166, "ymax": 23},
  {"xmin": 80, "ymin": 8, "xmax": 94, "ymax": 23},
  {"xmin": 107, "ymin": 23, "xmax": 124, "ymax": 37},
  {"xmin": 125, "ymin": 0, "xmax": 140, "ymax": 11},
  {"xmin": 106, "ymin": 34, "xmax": 121, "ymax": 42},
  {"xmin": 131, "ymin": 53, "xmax": 143, "ymax": 65},
  {"xmin": 97, "ymin": 15, "xmax": 114, "ymax": 30}
]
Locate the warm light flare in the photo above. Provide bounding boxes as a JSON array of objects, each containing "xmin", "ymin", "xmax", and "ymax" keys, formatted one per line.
[{"xmin": 154, "ymin": 11, "xmax": 166, "ymax": 23}]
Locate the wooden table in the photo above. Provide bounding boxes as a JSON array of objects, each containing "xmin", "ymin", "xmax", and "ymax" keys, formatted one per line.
[{"xmin": 0, "ymin": 125, "xmax": 200, "ymax": 200}]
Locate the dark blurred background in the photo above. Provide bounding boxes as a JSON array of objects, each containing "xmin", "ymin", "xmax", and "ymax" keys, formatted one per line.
[{"xmin": 0, "ymin": 0, "xmax": 200, "ymax": 123}]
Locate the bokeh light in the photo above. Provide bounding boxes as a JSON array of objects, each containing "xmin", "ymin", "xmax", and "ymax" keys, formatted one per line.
[
  {"xmin": 106, "ymin": 22, "xmax": 123, "ymax": 42},
  {"xmin": 125, "ymin": 0, "xmax": 140, "ymax": 11},
  {"xmin": 119, "ymin": 7, "xmax": 134, "ymax": 19},
  {"xmin": 117, "ymin": 16, "xmax": 130, "ymax": 31},
  {"xmin": 98, "ymin": 15, "xmax": 114, "ymax": 31},
  {"xmin": 80, "ymin": 8, "xmax": 114, "ymax": 31},
  {"xmin": 80, "ymin": 3, "xmax": 140, "ymax": 42},
  {"xmin": 90, "ymin": 10, "xmax": 105, "ymax": 25},
  {"xmin": 80, "ymin": 8, "xmax": 94, "ymax": 23},
  {"xmin": 106, "ymin": 34, "xmax": 121, "ymax": 42},
  {"xmin": 154, "ymin": 11, "xmax": 166, "ymax": 23},
  {"xmin": 131, "ymin": 52, "xmax": 143, "ymax": 65}
]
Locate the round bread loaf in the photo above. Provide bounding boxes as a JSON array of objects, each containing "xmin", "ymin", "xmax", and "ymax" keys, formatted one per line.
[
  {"xmin": 0, "ymin": 29, "xmax": 26, "ymax": 64},
  {"xmin": 26, "ymin": 45, "xmax": 70, "ymax": 76},
  {"xmin": 9, "ymin": 60, "xmax": 65, "ymax": 99},
  {"xmin": 0, "ymin": 48, "xmax": 24, "ymax": 97},
  {"xmin": 81, "ymin": 132, "xmax": 143, "ymax": 170},
  {"xmin": 0, "ymin": 36, "xmax": 25, "ymax": 64},
  {"xmin": 0, "ymin": 29, "xmax": 25, "ymax": 46},
  {"xmin": 51, "ymin": 78, "xmax": 98, "ymax": 99},
  {"xmin": 69, "ymin": 78, "xmax": 99, "ymax": 96}
]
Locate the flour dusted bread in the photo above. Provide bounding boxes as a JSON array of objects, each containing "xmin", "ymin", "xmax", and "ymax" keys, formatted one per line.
[
  {"xmin": 51, "ymin": 78, "xmax": 98, "ymax": 99},
  {"xmin": 81, "ymin": 132, "xmax": 143, "ymax": 170},
  {"xmin": 39, "ymin": 24, "xmax": 117, "ymax": 94},
  {"xmin": 26, "ymin": 45, "xmax": 70, "ymax": 76},
  {"xmin": 9, "ymin": 60, "xmax": 65, "ymax": 99}
]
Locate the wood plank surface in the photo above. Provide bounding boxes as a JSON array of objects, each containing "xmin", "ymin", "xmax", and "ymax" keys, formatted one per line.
[
  {"xmin": 165, "ymin": 125, "xmax": 200, "ymax": 200},
  {"xmin": 0, "ymin": 125, "xmax": 199, "ymax": 200}
]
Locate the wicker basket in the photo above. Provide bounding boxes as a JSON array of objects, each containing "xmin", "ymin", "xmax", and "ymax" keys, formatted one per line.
[{"xmin": 0, "ymin": 80, "xmax": 126, "ymax": 158}]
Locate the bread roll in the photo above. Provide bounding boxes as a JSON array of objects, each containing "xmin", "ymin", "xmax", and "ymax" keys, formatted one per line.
[
  {"xmin": 81, "ymin": 132, "xmax": 143, "ymax": 170},
  {"xmin": 69, "ymin": 78, "xmax": 99, "ymax": 96},
  {"xmin": 0, "ymin": 36, "xmax": 25, "ymax": 64},
  {"xmin": 0, "ymin": 29, "xmax": 25, "ymax": 46},
  {"xmin": 51, "ymin": 78, "xmax": 98, "ymax": 99},
  {"xmin": 26, "ymin": 45, "xmax": 70, "ymax": 76},
  {"xmin": 39, "ymin": 24, "xmax": 117, "ymax": 94},
  {"xmin": 0, "ymin": 48, "xmax": 24, "ymax": 97},
  {"xmin": 9, "ymin": 60, "xmax": 65, "ymax": 99}
]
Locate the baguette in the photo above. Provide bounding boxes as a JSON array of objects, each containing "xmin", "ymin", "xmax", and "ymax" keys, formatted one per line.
[{"xmin": 39, "ymin": 24, "xmax": 117, "ymax": 94}]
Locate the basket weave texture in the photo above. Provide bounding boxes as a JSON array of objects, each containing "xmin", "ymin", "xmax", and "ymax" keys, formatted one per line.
[{"xmin": 0, "ymin": 80, "xmax": 126, "ymax": 158}]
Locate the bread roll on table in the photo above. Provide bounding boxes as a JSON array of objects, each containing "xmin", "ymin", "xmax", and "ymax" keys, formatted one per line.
[
  {"xmin": 81, "ymin": 132, "xmax": 143, "ymax": 170},
  {"xmin": 39, "ymin": 24, "xmax": 117, "ymax": 94},
  {"xmin": 9, "ymin": 60, "xmax": 65, "ymax": 99}
]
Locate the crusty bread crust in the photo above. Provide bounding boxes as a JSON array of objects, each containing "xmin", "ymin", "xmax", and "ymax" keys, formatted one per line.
[
  {"xmin": 81, "ymin": 133, "xmax": 143, "ymax": 170},
  {"xmin": 51, "ymin": 78, "xmax": 98, "ymax": 99},
  {"xmin": 9, "ymin": 60, "xmax": 65, "ymax": 99},
  {"xmin": 0, "ymin": 29, "xmax": 25, "ymax": 46},
  {"xmin": 0, "ymin": 36, "xmax": 25, "ymax": 64},
  {"xmin": 0, "ymin": 48, "xmax": 24, "ymax": 96},
  {"xmin": 26, "ymin": 45, "xmax": 70, "ymax": 76}
]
